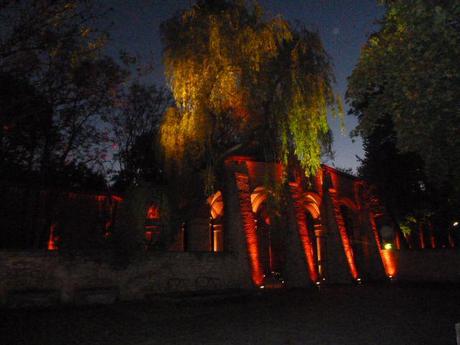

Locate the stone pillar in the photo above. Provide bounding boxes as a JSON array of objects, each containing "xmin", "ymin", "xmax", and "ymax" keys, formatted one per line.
[
  {"xmin": 288, "ymin": 182, "xmax": 318, "ymax": 284},
  {"xmin": 283, "ymin": 187, "xmax": 312, "ymax": 287},
  {"xmin": 233, "ymin": 171, "xmax": 264, "ymax": 286},
  {"xmin": 368, "ymin": 212, "xmax": 395, "ymax": 279},
  {"xmin": 322, "ymin": 189, "xmax": 356, "ymax": 284},
  {"xmin": 222, "ymin": 161, "xmax": 254, "ymax": 288},
  {"xmin": 314, "ymin": 226, "xmax": 327, "ymax": 280},
  {"xmin": 360, "ymin": 211, "xmax": 387, "ymax": 280}
]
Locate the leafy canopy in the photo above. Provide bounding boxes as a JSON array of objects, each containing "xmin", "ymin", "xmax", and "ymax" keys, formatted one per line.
[
  {"xmin": 347, "ymin": 0, "xmax": 460, "ymax": 188},
  {"xmin": 160, "ymin": 0, "xmax": 341, "ymax": 191},
  {"xmin": 0, "ymin": 0, "xmax": 127, "ymax": 185}
]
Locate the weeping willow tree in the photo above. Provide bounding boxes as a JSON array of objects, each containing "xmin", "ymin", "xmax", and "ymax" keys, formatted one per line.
[{"xmin": 160, "ymin": 0, "xmax": 341, "ymax": 202}]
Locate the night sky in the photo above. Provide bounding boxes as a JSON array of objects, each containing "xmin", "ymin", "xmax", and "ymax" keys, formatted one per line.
[{"xmin": 105, "ymin": 0, "xmax": 385, "ymax": 172}]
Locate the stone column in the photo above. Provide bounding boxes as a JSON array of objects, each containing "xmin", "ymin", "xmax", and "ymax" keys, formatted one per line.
[
  {"xmin": 233, "ymin": 171, "xmax": 264, "ymax": 286},
  {"xmin": 322, "ymin": 188, "xmax": 357, "ymax": 283},
  {"xmin": 289, "ymin": 182, "xmax": 318, "ymax": 284}
]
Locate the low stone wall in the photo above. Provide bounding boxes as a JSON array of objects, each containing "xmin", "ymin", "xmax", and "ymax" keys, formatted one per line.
[
  {"xmin": 394, "ymin": 249, "xmax": 460, "ymax": 282},
  {"xmin": 0, "ymin": 250, "xmax": 251, "ymax": 308}
]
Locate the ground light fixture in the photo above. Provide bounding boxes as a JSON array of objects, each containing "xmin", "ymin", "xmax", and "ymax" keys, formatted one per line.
[{"xmin": 383, "ymin": 243, "xmax": 393, "ymax": 250}]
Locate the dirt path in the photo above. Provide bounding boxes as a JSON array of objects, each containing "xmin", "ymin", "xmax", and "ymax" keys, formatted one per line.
[{"xmin": 1, "ymin": 284, "xmax": 459, "ymax": 345}]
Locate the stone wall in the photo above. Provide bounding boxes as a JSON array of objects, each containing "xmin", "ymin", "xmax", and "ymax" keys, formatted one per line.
[
  {"xmin": 0, "ymin": 250, "xmax": 251, "ymax": 308},
  {"xmin": 393, "ymin": 249, "xmax": 460, "ymax": 282}
]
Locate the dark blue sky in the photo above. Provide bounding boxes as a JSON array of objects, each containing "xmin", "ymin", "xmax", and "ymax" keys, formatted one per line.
[{"xmin": 106, "ymin": 0, "xmax": 385, "ymax": 172}]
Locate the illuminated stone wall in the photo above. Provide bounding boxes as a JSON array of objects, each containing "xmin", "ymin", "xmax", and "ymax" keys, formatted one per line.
[
  {"xmin": 2, "ymin": 157, "xmax": 459, "ymax": 308},
  {"xmin": 224, "ymin": 157, "xmax": 387, "ymax": 286},
  {"xmin": 390, "ymin": 249, "xmax": 460, "ymax": 282}
]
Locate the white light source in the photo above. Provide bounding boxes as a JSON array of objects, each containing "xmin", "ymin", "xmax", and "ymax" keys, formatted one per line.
[
  {"xmin": 383, "ymin": 243, "xmax": 393, "ymax": 250},
  {"xmin": 259, "ymin": 285, "xmax": 265, "ymax": 289},
  {"xmin": 453, "ymin": 221, "xmax": 459, "ymax": 227}
]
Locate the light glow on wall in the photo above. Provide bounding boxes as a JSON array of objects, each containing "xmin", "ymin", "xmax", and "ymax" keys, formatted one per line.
[
  {"xmin": 369, "ymin": 212, "xmax": 398, "ymax": 278},
  {"xmin": 146, "ymin": 205, "xmax": 160, "ymax": 220},
  {"xmin": 47, "ymin": 224, "xmax": 58, "ymax": 251},
  {"xmin": 329, "ymin": 187, "xmax": 359, "ymax": 280},
  {"xmin": 290, "ymin": 183, "xmax": 319, "ymax": 283},
  {"xmin": 380, "ymin": 249, "xmax": 397, "ymax": 277},
  {"xmin": 235, "ymin": 172, "xmax": 264, "ymax": 286}
]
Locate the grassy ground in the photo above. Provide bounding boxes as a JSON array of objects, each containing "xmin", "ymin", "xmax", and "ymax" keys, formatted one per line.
[{"xmin": 1, "ymin": 284, "xmax": 459, "ymax": 345}]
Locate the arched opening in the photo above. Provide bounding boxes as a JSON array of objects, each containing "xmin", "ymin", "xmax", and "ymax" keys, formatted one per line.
[
  {"xmin": 250, "ymin": 187, "xmax": 286, "ymax": 280},
  {"xmin": 255, "ymin": 202, "xmax": 273, "ymax": 276},
  {"xmin": 208, "ymin": 191, "xmax": 224, "ymax": 252},
  {"xmin": 290, "ymin": 185, "xmax": 323, "ymax": 283},
  {"xmin": 302, "ymin": 193, "xmax": 325, "ymax": 282},
  {"xmin": 179, "ymin": 191, "xmax": 225, "ymax": 252},
  {"xmin": 145, "ymin": 204, "xmax": 161, "ymax": 249},
  {"xmin": 304, "ymin": 211, "xmax": 319, "ymax": 275}
]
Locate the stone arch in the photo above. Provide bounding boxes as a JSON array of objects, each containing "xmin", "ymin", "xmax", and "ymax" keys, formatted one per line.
[
  {"xmin": 302, "ymin": 192, "xmax": 327, "ymax": 281},
  {"xmin": 208, "ymin": 191, "xmax": 224, "ymax": 220},
  {"xmin": 339, "ymin": 197, "xmax": 359, "ymax": 212},
  {"xmin": 289, "ymin": 185, "xmax": 323, "ymax": 283},
  {"xmin": 249, "ymin": 186, "xmax": 285, "ymax": 279},
  {"xmin": 304, "ymin": 192, "xmax": 322, "ymax": 220},
  {"xmin": 338, "ymin": 197, "xmax": 361, "ymax": 248},
  {"xmin": 250, "ymin": 186, "xmax": 268, "ymax": 214},
  {"xmin": 181, "ymin": 191, "xmax": 225, "ymax": 252}
]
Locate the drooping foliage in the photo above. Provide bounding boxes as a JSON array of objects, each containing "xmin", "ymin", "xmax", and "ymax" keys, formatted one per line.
[{"xmin": 160, "ymin": 0, "xmax": 341, "ymax": 193}]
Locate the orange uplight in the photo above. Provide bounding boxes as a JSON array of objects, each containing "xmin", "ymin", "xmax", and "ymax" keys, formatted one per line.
[
  {"xmin": 233, "ymin": 106, "xmax": 250, "ymax": 119},
  {"xmin": 208, "ymin": 191, "xmax": 224, "ymax": 219},
  {"xmin": 316, "ymin": 168, "xmax": 324, "ymax": 192},
  {"xmin": 146, "ymin": 205, "xmax": 160, "ymax": 220},
  {"xmin": 418, "ymin": 224, "xmax": 425, "ymax": 249},
  {"xmin": 336, "ymin": 218, "xmax": 359, "ymax": 280},
  {"xmin": 329, "ymin": 187, "xmax": 359, "ymax": 280},
  {"xmin": 290, "ymin": 183, "xmax": 319, "ymax": 283},
  {"xmin": 235, "ymin": 172, "xmax": 264, "ymax": 286},
  {"xmin": 111, "ymin": 195, "xmax": 123, "ymax": 203},
  {"xmin": 369, "ymin": 212, "xmax": 398, "ymax": 278},
  {"xmin": 380, "ymin": 249, "xmax": 397, "ymax": 277},
  {"xmin": 246, "ymin": 160, "xmax": 283, "ymax": 184},
  {"xmin": 95, "ymin": 195, "xmax": 106, "ymax": 202},
  {"xmin": 429, "ymin": 223, "xmax": 436, "ymax": 248},
  {"xmin": 47, "ymin": 224, "xmax": 58, "ymax": 251}
]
